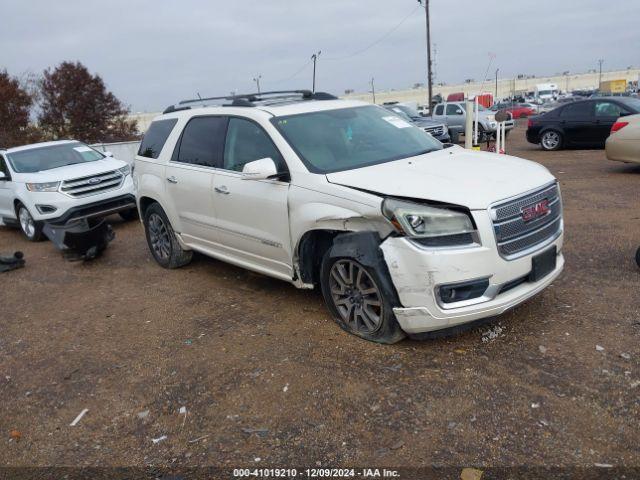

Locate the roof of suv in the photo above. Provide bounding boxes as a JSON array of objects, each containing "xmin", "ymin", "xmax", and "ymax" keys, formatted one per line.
[{"xmin": 161, "ymin": 90, "xmax": 370, "ymax": 118}]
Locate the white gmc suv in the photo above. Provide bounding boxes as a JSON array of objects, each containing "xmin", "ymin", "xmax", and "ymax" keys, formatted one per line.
[
  {"xmin": 0, "ymin": 140, "xmax": 137, "ymax": 241},
  {"xmin": 134, "ymin": 90, "xmax": 564, "ymax": 343}
]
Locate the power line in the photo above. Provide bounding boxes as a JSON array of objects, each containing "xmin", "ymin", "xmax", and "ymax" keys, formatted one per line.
[
  {"xmin": 323, "ymin": 4, "xmax": 420, "ymax": 61},
  {"xmin": 269, "ymin": 58, "xmax": 313, "ymax": 85}
]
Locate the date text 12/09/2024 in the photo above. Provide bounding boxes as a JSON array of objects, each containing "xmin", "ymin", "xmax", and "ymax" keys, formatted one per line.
[{"xmin": 233, "ymin": 468, "xmax": 401, "ymax": 478}]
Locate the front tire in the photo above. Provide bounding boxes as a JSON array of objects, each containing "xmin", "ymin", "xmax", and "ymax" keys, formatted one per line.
[
  {"xmin": 541, "ymin": 130, "xmax": 562, "ymax": 151},
  {"xmin": 16, "ymin": 203, "xmax": 43, "ymax": 241},
  {"xmin": 635, "ymin": 247, "xmax": 640, "ymax": 268},
  {"xmin": 143, "ymin": 203, "xmax": 192, "ymax": 269},
  {"xmin": 320, "ymin": 254, "xmax": 405, "ymax": 344}
]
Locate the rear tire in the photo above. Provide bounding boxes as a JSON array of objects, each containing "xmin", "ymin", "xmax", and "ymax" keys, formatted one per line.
[
  {"xmin": 320, "ymin": 253, "xmax": 405, "ymax": 344},
  {"xmin": 143, "ymin": 203, "xmax": 192, "ymax": 269},
  {"xmin": 541, "ymin": 130, "xmax": 562, "ymax": 151},
  {"xmin": 635, "ymin": 247, "xmax": 640, "ymax": 268},
  {"xmin": 16, "ymin": 203, "xmax": 43, "ymax": 242}
]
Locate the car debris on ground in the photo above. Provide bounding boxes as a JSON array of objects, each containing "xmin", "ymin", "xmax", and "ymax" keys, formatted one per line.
[{"xmin": 0, "ymin": 251, "xmax": 25, "ymax": 273}]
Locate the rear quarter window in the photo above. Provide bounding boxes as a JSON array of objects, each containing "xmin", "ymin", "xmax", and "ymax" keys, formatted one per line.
[{"xmin": 138, "ymin": 119, "xmax": 178, "ymax": 159}]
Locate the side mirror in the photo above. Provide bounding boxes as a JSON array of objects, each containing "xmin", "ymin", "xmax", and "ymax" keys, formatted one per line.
[
  {"xmin": 242, "ymin": 157, "xmax": 278, "ymax": 180},
  {"xmin": 0, "ymin": 171, "xmax": 6, "ymax": 180},
  {"xmin": 456, "ymin": 109, "xmax": 463, "ymax": 115},
  {"xmin": 104, "ymin": 151, "xmax": 114, "ymax": 157}
]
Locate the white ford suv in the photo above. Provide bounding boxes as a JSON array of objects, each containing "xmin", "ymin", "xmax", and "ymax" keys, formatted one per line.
[
  {"xmin": 0, "ymin": 140, "xmax": 137, "ymax": 241},
  {"xmin": 134, "ymin": 90, "xmax": 564, "ymax": 343}
]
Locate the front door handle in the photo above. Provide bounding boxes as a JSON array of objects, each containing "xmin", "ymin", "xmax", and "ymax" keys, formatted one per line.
[
  {"xmin": 167, "ymin": 176, "xmax": 178, "ymax": 184},
  {"xmin": 214, "ymin": 186, "xmax": 230, "ymax": 195}
]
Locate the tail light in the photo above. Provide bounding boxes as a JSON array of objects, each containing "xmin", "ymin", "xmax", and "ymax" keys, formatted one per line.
[
  {"xmin": 611, "ymin": 121, "xmax": 628, "ymax": 134},
  {"xmin": 527, "ymin": 119, "xmax": 533, "ymax": 128}
]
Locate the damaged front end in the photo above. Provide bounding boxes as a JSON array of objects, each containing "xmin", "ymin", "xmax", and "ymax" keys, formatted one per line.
[{"xmin": 43, "ymin": 218, "xmax": 115, "ymax": 261}]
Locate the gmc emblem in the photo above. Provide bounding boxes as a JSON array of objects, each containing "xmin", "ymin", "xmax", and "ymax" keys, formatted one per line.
[{"xmin": 521, "ymin": 199, "xmax": 550, "ymax": 222}]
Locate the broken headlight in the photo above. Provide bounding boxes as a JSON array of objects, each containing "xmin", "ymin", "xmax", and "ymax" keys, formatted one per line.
[
  {"xmin": 26, "ymin": 181, "xmax": 60, "ymax": 192},
  {"xmin": 382, "ymin": 198, "xmax": 476, "ymax": 244}
]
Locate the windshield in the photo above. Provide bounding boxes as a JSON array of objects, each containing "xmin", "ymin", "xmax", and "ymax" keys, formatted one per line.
[
  {"xmin": 272, "ymin": 105, "xmax": 442, "ymax": 174},
  {"xmin": 387, "ymin": 107, "xmax": 414, "ymax": 122},
  {"xmin": 538, "ymin": 90, "xmax": 553, "ymax": 96},
  {"xmin": 394, "ymin": 104, "xmax": 421, "ymax": 118},
  {"xmin": 7, "ymin": 142, "xmax": 104, "ymax": 173},
  {"xmin": 618, "ymin": 97, "xmax": 640, "ymax": 112}
]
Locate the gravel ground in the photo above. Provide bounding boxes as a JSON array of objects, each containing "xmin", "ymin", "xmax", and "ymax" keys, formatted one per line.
[{"xmin": 1, "ymin": 124, "xmax": 639, "ymax": 473}]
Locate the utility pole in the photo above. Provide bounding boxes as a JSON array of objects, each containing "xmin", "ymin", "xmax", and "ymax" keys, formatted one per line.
[
  {"xmin": 311, "ymin": 51, "xmax": 321, "ymax": 93},
  {"xmin": 495, "ymin": 68, "xmax": 499, "ymax": 99},
  {"xmin": 418, "ymin": 0, "xmax": 433, "ymax": 113},
  {"xmin": 597, "ymin": 58, "xmax": 604, "ymax": 90},
  {"xmin": 253, "ymin": 74, "xmax": 262, "ymax": 94},
  {"xmin": 370, "ymin": 77, "xmax": 376, "ymax": 104}
]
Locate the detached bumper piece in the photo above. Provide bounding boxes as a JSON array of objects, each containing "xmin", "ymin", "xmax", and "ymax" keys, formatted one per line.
[
  {"xmin": 43, "ymin": 219, "xmax": 115, "ymax": 261},
  {"xmin": 0, "ymin": 251, "xmax": 25, "ymax": 273}
]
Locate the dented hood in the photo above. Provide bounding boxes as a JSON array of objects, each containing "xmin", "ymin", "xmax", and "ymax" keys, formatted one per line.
[{"xmin": 326, "ymin": 147, "xmax": 555, "ymax": 209}]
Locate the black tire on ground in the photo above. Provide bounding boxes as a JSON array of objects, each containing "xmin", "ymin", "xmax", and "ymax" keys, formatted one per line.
[
  {"xmin": 320, "ymin": 252, "xmax": 405, "ymax": 344},
  {"xmin": 449, "ymin": 130, "xmax": 459, "ymax": 144},
  {"xmin": 16, "ymin": 203, "xmax": 44, "ymax": 242},
  {"xmin": 119, "ymin": 208, "xmax": 139, "ymax": 221},
  {"xmin": 540, "ymin": 130, "xmax": 563, "ymax": 151},
  {"xmin": 635, "ymin": 247, "xmax": 640, "ymax": 268},
  {"xmin": 143, "ymin": 202, "xmax": 192, "ymax": 269}
]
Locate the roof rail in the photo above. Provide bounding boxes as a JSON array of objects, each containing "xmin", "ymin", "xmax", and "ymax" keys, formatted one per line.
[{"xmin": 162, "ymin": 90, "xmax": 338, "ymax": 114}]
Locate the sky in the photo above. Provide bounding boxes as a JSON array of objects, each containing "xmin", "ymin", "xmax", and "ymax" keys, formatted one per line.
[{"xmin": 2, "ymin": 0, "xmax": 639, "ymax": 112}]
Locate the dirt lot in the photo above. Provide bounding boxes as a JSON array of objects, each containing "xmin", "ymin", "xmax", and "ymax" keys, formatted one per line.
[{"xmin": 1, "ymin": 124, "xmax": 639, "ymax": 472}]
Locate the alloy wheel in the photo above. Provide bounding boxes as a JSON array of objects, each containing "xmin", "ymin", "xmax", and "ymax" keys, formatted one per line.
[
  {"xmin": 542, "ymin": 131, "xmax": 560, "ymax": 150},
  {"xmin": 18, "ymin": 207, "xmax": 35, "ymax": 238},
  {"xmin": 148, "ymin": 213, "xmax": 171, "ymax": 260},
  {"xmin": 328, "ymin": 259, "xmax": 383, "ymax": 334}
]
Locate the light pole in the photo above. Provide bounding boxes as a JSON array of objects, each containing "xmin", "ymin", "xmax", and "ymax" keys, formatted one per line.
[
  {"xmin": 370, "ymin": 77, "xmax": 376, "ymax": 104},
  {"xmin": 253, "ymin": 74, "xmax": 262, "ymax": 94},
  {"xmin": 417, "ymin": 0, "xmax": 433, "ymax": 112},
  {"xmin": 311, "ymin": 51, "xmax": 321, "ymax": 93},
  {"xmin": 598, "ymin": 58, "xmax": 604, "ymax": 90},
  {"xmin": 495, "ymin": 68, "xmax": 499, "ymax": 99}
]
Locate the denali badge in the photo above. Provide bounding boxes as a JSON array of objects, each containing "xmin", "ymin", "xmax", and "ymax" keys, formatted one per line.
[{"xmin": 521, "ymin": 199, "xmax": 550, "ymax": 222}]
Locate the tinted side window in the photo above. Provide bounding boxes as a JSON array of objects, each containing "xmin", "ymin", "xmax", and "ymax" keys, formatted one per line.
[
  {"xmin": 138, "ymin": 119, "xmax": 178, "ymax": 159},
  {"xmin": 595, "ymin": 101, "xmax": 624, "ymax": 117},
  {"xmin": 434, "ymin": 105, "xmax": 444, "ymax": 115},
  {"xmin": 176, "ymin": 116, "xmax": 227, "ymax": 167},
  {"xmin": 223, "ymin": 118, "xmax": 284, "ymax": 172},
  {"xmin": 446, "ymin": 104, "xmax": 462, "ymax": 115},
  {"xmin": 560, "ymin": 102, "xmax": 593, "ymax": 117}
]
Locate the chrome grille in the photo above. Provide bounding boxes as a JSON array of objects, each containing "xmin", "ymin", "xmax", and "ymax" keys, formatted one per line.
[
  {"xmin": 424, "ymin": 125, "xmax": 445, "ymax": 137},
  {"xmin": 60, "ymin": 170, "xmax": 124, "ymax": 198},
  {"xmin": 491, "ymin": 183, "xmax": 562, "ymax": 258}
]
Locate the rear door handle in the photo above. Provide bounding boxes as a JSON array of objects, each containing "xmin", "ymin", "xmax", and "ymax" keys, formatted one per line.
[
  {"xmin": 214, "ymin": 186, "xmax": 230, "ymax": 195},
  {"xmin": 167, "ymin": 176, "xmax": 178, "ymax": 184}
]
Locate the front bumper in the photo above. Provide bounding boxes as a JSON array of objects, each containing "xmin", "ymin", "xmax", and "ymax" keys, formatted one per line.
[
  {"xmin": 23, "ymin": 176, "xmax": 135, "ymax": 223},
  {"xmin": 380, "ymin": 210, "xmax": 564, "ymax": 334}
]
